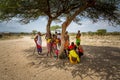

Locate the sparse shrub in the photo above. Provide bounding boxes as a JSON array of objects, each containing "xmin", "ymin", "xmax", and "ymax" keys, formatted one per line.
[
  {"xmin": 32, "ymin": 30, "xmax": 37, "ymax": 35},
  {"xmin": 97, "ymin": 29, "xmax": 107, "ymax": 35},
  {"xmin": 0, "ymin": 34, "xmax": 3, "ymax": 38}
]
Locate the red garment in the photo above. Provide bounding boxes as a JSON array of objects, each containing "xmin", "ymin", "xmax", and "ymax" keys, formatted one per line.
[
  {"xmin": 69, "ymin": 45, "xmax": 76, "ymax": 50},
  {"xmin": 37, "ymin": 44, "xmax": 41, "ymax": 48},
  {"xmin": 78, "ymin": 47, "xmax": 83, "ymax": 53}
]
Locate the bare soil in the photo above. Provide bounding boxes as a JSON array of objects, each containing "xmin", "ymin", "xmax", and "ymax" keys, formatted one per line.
[{"xmin": 0, "ymin": 35, "xmax": 120, "ymax": 80}]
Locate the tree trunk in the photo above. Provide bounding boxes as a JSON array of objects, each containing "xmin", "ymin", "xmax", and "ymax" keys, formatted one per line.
[
  {"xmin": 59, "ymin": 19, "xmax": 71, "ymax": 55},
  {"xmin": 46, "ymin": 18, "xmax": 52, "ymax": 38},
  {"xmin": 59, "ymin": 4, "xmax": 88, "ymax": 55}
]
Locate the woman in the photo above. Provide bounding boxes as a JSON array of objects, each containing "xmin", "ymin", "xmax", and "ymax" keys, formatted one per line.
[
  {"xmin": 64, "ymin": 31, "xmax": 70, "ymax": 55},
  {"xmin": 34, "ymin": 32, "xmax": 42, "ymax": 55},
  {"xmin": 45, "ymin": 32, "xmax": 52, "ymax": 57},
  {"xmin": 76, "ymin": 30, "xmax": 81, "ymax": 46}
]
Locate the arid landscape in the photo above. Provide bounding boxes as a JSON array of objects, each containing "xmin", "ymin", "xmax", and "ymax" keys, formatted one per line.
[{"xmin": 0, "ymin": 35, "xmax": 120, "ymax": 80}]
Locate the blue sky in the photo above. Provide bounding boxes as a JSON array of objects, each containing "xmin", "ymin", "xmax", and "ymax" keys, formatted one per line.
[{"xmin": 0, "ymin": 17, "xmax": 120, "ymax": 33}]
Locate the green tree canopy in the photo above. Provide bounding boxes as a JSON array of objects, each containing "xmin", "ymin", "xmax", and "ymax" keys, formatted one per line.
[
  {"xmin": 50, "ymin": 25, "xmax": 61, "ymax": 31},
  {"xmin": 97, "ymin": 29, "xmax": 107, "ymax": 35}
]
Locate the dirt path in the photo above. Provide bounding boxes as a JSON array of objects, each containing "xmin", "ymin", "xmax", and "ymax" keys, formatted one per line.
[
  {"xmin": 0, "ymin": 36, "xmax": 119, "ymax": 80},
  {"xmin": 0, "ymin": 36, "xmax": 78, "ymax": 80}
]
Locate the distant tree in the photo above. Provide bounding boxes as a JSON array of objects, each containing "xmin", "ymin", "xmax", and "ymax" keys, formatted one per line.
[
  {"xmin": 107, "ymin": 32, "xmax": 120, "ymax": 35},
  {"xmin": 50, "ymin": 25, "xmax": 61, "ymax": 31},
  {"xmin": 88, "ymin": 31, "xmax": 94, "ymax": 36},
  {"xmin": 32, "ymin": 30, "xmax": 37, "ymax": 35},
  {"xmin": 97, "ymin": 29, "xmax": 107, "ymax": 35},
  {"xmin": 20, "ymin": 32, "xmax": 25, "ymax": 35}
]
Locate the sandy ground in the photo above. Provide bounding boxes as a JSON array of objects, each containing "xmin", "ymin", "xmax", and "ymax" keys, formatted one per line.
[{"xmin": 0, "ymin": 35, "xmax": 120, "ymax": 80}]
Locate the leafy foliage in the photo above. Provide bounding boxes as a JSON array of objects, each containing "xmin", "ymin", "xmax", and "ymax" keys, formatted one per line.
[
  {"xmin": 50, "ymin": 25, "xmax": 61, "ymax": 31},
  {"xmin": 0, "ymin": 0, "xmax": 119, "ymax": 26},
  {"xmin": 32, "ymin": 30, "xmax": 37, "ymax": 35},
  {"xmin": 97, "ymin": 29, "xmax": 107, "ymax": 35}
]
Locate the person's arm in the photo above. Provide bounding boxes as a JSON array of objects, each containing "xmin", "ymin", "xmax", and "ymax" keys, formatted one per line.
[
  {"xmin": 34, "ymin": 35, "xmax": 38, "ymax": 43},
  {"xmin": 41, "ymin": 33, "xmax": 46, "ymax": 36},
  {"xmin": 79, "ymin": 46, "xmax": 84, "ymax": 53}
]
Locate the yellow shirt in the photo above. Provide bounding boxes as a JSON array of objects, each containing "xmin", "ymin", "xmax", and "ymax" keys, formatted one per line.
[{"xmin": 47, "ymin": 39, "xmax": 51, "ymax": 43}]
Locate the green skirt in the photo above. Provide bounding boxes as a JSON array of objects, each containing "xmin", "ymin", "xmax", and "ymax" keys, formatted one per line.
[{"xmin": 76, "ymin": 39, "xmax": 81, "ymax": 45}]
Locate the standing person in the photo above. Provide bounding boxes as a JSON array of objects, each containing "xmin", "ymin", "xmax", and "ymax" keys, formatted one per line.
[
  {"xmin": 34, "ymin": 32, "xmax": 43, "ymax": 55},
  {"xmin": 64, "ymin": 31, "xmax": 70, "ymax": 56},
  {"xmin": 52, "ymin": 36, "xmax": 59, "ymax": 59},
  {"xmin": 76, "ymin": 30, "xmax": 81, "ymax": 46},
  {"xmin": 55, "ymin": 31, "xmax": 61, "ymax": 50},
  {"xmin": 45, "ymin": 32, "xmax": 52, "ymax": 57},
  {"xmin": 57, "ymin": 32, "xmax": 61, "ymax": 50}
]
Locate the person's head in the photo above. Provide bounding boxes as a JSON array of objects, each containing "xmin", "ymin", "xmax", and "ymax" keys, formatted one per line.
[
  {"xmin": 55, "ymin": 31, "xmax": 57, "ymax": 34},
  {"xmin": 53, "ymin": 34, "xmax": 55, "ymax": 37},
  {"xmin": 58, "ymin": 33, "xmax": 61, "ymax": 35},
  {"xmin": 78, "ymin": 30, "xmax": 80, "ymax": 33},
  {"xmin": 71, "ymin": 42, "xmax": 74, "ymax": 46},
  {"xmin": 38, "ymin": 32, "xmax": 41, "ymax": 36},
  {"xmin": 65, "ymin": 31, "xmax": 68, "ymax": 34}
]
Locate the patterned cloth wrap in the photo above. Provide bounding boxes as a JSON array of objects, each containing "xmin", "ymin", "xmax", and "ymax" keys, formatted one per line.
[{"xmin": 69, "ymin": 50, "xmax": 80, "ymax": 64}]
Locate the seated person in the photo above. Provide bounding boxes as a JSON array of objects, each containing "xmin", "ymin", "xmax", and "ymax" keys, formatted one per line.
[
  {"xmin": 68, "ymin": 50, "xmax": 80, "ymax": 64},
  {"xmin": 76, "ymin": 42, "xmax": 84, "ymax": 58},
  {"xmin": 68, "ymin": 42, "xmax": 77, "ymax": 51},
  {"xmin": 68, "ymin": 42, "xmax": 80, "ymax": 64}
]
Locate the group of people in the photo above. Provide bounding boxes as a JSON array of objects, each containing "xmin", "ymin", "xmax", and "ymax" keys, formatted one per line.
[
  {"xmin": 34, "ymin": 30, "xmax": 84, "ymax": 64},
  {"xmin": 64, "ymin": 30, "xmax": 84, "ymax": 64},
  {"xmin": 45, "ymin": 31, "xmax": 61, "ymax": 59}
]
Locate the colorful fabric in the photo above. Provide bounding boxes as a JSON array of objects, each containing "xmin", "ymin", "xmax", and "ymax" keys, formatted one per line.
[
  {"xmin": 69, "ymin": 45, "xmax": 76, "ymax": 50},
  {"xmin": 69, "ymin": 50, "xmax": 80, "ymax": 64},
  {"xmin": 36, "ymin": 35, "xmax": 42, "ymax": 45},
  {"xmin": 47, "ymin": 39, "xmax": 51, "ymax": 43},
  {"xmin": 47, "ymin": 42, "xmax": 52, "ymax": 52},
  {"xmin": 36, "ymin": 43, "xmax": 42, "ymax": 52},
  {"xmin": 64, "ymin": 40, "xmax": 69, "ymax": 49},
  {"xmin": 78, "ymin": 48, "xmax": 83, "ymax": 53},
  {"xmin": 55, "ymin": 49, "xmax": 59, "ymax": 55},
  {"xmin": 76, "ymin": 38, "xmax": 81, "ymax": 45},
  {"xmin": 35, "ymin": 34, "xmax": 42, "ymax": 52}
]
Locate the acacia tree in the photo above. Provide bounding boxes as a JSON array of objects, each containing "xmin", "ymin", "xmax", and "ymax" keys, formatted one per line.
[
  {"xmin": 0, "ymin": 0, "xmax": 59, "ymax": 38},
  {"xmin": 0, "ymin": 0, "xmax": 120, "ymax": 54},
  {"xmin": 0, "ymin": 0, "xmax": 75, "ymax": 38},
  {"xmin": 54, "ymin": 0, "xmax": 120, "ymax": 54}
]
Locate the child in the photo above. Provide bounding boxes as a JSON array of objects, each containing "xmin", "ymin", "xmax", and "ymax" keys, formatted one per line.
[
  {"xmin": 52, "ymin": 40, "xmax": 59, "ymax": 59},
  {"xmin": 45, "ymin": 32, "xmax": 53, "ymax": 57},
  {"xmin": 76, "ymin": 42, "xmax": 84, "ymax": 58},
  {"xmin": 52, "ymin": 34, "xmax": 59, "ymax": 59},
  {"xmin": 68, "ymin": 42, "xmax": 77, "ymax": 51},
  {"xmin": 57, "ymin": 33, "xmax": 61, "ymax": 50},
  {"xmin": 34, "ymin": 32, "xmax": 42, "ymax": 55}
]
